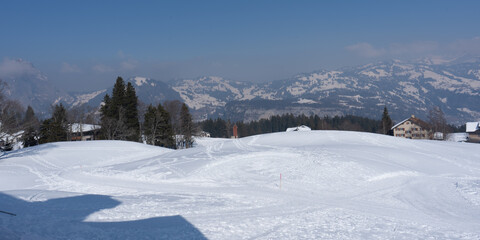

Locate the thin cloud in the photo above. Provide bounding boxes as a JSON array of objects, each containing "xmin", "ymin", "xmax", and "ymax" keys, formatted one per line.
[
  {"xmin": 346, "ymin": 37, "xmax": 480, "ymax": 59},
  {"xmin": 92, "ymin": 64, "xmax": 114, "ymax": 73},
  {"xmin": 117, "ymin": 50, "xmax": 126, "ymax": 59},
  {"xmin": 61, "ymin": 62, "xmax": 81, "ymax": 73},
  {"xmin": 345, "ymin": 43, "xmax": 386, "ymax": 58},
  {"xmin": 120, "ymin": 60, "xmax": 138, "ymax": 71},
  {"xmin": 0, "ymin": 58, "xmax": 38, "ymax": 78},
  {"xmin": 447, "ymin": 37, "xmax": 480, "ymax": 55},
  {"xmin": 389, "ymin": 41, "xmax": 439, "ymax": 55}
]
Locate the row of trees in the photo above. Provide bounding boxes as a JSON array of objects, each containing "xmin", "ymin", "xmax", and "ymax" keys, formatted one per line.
[
  {"xmin": 1, "ymin": 77, "xmax": 195, "ymax": 150},
  {"xmin": 99, "ymin": 77, "xmax": 194, "ymax": 148},
  {"xmin": 202, "ymin": 113, "xmax": 384, "ymax": 138},
  {"xmin": 201, "ymin": 106, "xmax": 463, "ymax": 139}
]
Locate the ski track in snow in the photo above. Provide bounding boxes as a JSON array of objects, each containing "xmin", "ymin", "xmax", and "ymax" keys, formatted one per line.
[{"xmin": 1, "ymin": 132, "xmax": 480, "ymax": 239}]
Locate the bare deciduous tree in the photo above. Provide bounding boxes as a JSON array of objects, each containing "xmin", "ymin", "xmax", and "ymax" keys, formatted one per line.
[
  {"xmin": 428, "ymin": 106, "xmax": 447, "ymax": 139},
  {"xmin": 1, "ymin": 80, "xmax": 25, "ymax": 140},
  {"xmin": 163, "ymin": 100, "xmax": 182, "ymax": 134}
]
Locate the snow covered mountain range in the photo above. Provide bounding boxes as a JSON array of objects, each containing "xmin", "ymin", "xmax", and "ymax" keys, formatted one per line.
[
  {"xmin": 3, "ymin": 58, "xmax": 480, "ymax": 123},
  {"xmin": 175, "ymin": 58, "xmax": 480, "ymax": 123}
]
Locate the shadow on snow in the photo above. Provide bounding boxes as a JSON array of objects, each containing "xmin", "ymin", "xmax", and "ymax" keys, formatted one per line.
[{"xmin": 0, "ymin": 192, "xmax": 207, "ymax": 239}]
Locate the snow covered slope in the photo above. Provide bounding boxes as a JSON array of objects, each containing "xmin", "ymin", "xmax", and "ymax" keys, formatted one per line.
[{"xmin": 1, "ymin": 132, "xmax": 480, "ymax": 239}]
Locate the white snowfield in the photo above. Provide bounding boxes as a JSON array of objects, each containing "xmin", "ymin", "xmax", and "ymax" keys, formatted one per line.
[{"xmin": 1, "ymin": 131, "xmax": 480, "ymax": 239}]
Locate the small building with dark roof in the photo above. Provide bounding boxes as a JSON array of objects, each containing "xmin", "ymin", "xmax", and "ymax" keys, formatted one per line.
[{"xmin": 391, "ymin": 115, "xmax": 432, "ymax": 139}]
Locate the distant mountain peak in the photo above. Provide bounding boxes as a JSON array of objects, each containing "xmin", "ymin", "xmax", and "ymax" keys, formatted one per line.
[{"xmin": 128, "ymin": 76, "xmax": 156, "ymax": 87}]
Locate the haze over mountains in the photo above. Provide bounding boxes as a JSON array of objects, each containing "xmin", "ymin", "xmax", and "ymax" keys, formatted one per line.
[{"xmin": 2, "ymin": 57, "xmax": 480, "ymax": 124}]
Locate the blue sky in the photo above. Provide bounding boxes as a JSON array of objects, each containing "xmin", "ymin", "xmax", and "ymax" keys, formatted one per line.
[{"xmin": 1, "ymin": 0, "xmax": 480, "ymax": 91}]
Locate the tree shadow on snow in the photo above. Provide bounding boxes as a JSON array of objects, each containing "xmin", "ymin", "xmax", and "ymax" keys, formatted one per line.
[{"xmin": 0, "ymin": 192, "xmax": 207, "ymax": 239}]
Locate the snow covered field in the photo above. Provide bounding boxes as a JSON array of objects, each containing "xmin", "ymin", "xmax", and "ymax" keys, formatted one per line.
[{"xmin": 1, "ymin": 131, "xmax": 480, "ymax": 239}]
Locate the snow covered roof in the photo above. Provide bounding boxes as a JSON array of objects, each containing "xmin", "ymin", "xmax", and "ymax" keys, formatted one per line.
[
  {"xmin": 391, "ymin": 115, "xmax": 430, "ymax": 130},
  {"xmin": 466, "ymin": 122, "xmax": 480, "ymax": 133},
  {"xmin": 286, "ymin": 125, "xmax": 312, "ymax": 132},
  {"xmin": 391, "ymin": 117, "xmax": 410, "ymax": 130},
  {"xmin": 70, "ymin": 123, "xmax": 100, "ymax": 133}
]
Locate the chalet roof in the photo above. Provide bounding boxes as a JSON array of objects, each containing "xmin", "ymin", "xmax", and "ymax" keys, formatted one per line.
[
  {"xmin": 391, "ymin": 115, "xmax": 431, "ymax": 130},
  {"xmin": 466, "ymin": 122, "xmax": 480, "ymax": 133}
]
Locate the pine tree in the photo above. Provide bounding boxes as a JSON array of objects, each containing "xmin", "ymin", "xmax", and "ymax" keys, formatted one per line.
[
  {"xmin": 156, "ymin": 104, "xmax": 175, "ymax": 148},
  {"xmin": 23, "ymin": 106, "xmax": 38, "ymax": 127},
  {"xmin": 39, "ymin": 104, "xmax": 68, "ymax": 143},
  {"xmin": 124, "ymin": 82, "xmax": 140, "ymax": 142},
  {"xmin": 143, "ymin": 105, "xmax": 157, "ymax": 145},
  {"xmin": 100, "ymin": 94, "xmax": 116, "ymax": 140},
  {"xmin": 100, "ymin": 77, "xmax": 140, "ymax": 141},
  {"xmin": 22, "ymin": 106, "xmax": 40, "ymax": 147},
  {"xmin": 180, "ymin": 103, "xmax": 194, "ymax": 148},
  {"xmin": 111, "ymin": 77, "xmax": 126, "ymax": 118},
  {"xmin": 381, "ymin": 106, "xmax": 393, "ymax": 135},
  {"xmin": 100, "ymin": 77, "xmax": 127, "ymax": 140},
  {"xmin": 23, "ymin": 126, "xmax": 39, "ymax": 147},
  {"xmin": 143, "ymin": 104, "xmax": 175, "ymax": 148}
]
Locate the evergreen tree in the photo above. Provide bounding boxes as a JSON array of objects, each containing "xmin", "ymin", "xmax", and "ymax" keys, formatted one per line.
[
  {"xmin": 100, "ymin": 94, "xmax": 116, "ymax": 140},
  {"xmin": 23, "ymin": 126, "xmax": 39, "ymax": 147},
  {"xmin": 156, "ymin": 104, "xmax": 175, "ymax": 148},
  {"xmin": 124, "ymin": 82, "xmax": 140, "ymax": 141},
  {"xmin": 143, "ymin": 105, "xmax": 157, "ymax": 145},
  {"xmin": 100, "ymin": 77, "xmax": 127, "ymax": 140},
  {"xmin": 23, "ymin": 106, "xmax": 38, "ymax": 127},
  {"xmin": 111, "ymin": 77, "xmax": 126, "ymax": 117},
  {"xmin": 38, "ymin": 119, "xmax": 53, "ymax": 144},
  {"xmin": 39, "ymin": 104, "xmax": 68, "ymax": 144},
  {"xmin": 180, "ymin": 103, "xmax": 194, "ymax": 148},
  {"xmin": 381, "ymin": 106, "xmax": 393, "ymax": 135},
  {"xmin": 22, "ymin": 106, "xmax": 40, "ymax": 147},
  {"xmin": 100, "ymin": 77, "xmax": 140, "ymax": 141},
  {"xmin": 143, "ymin": 104, "xmax": 175, "ymax": 148}
]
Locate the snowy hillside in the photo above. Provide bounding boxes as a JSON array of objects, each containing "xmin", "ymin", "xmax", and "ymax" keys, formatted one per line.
[{"xmin": 1, "ymin": 132, "xmax": 480, "ymax": 239}]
